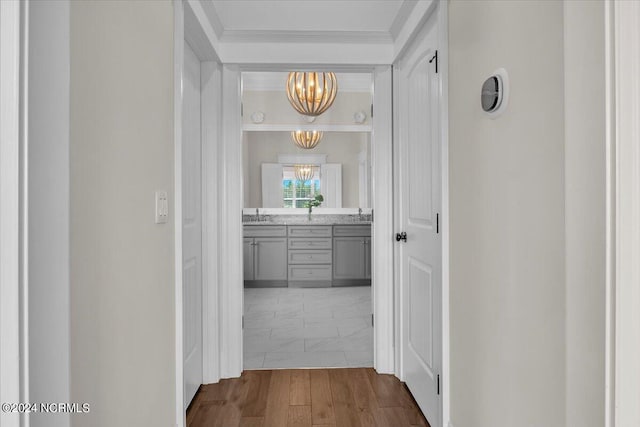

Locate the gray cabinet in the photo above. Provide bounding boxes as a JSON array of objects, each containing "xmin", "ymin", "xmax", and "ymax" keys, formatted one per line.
[
  {"xmin": 254, "ymin": 238, "xmax": 288, "ymax": 280},
  {"xmin": 333, "ymin": 237, "xmax": 367, "ymax": 279},
  {"xmin": 243, "ymin": 223, "xmax": 371, "ymax": 287},
  {"xmin": 332, "ymin": 225, "xmax": 371, "ymax": 286},
  {"xmin": 287, "ymin": 225, "xmax": 333, "ymax": 287},
  {"xmin": 244, "ymin": 226, "xmax": 288, "ymax": 287}
]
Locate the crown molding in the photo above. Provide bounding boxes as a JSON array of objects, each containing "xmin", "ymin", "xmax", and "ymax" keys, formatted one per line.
[
  {"xmin": 389, "ymin": 0, "xmax": 419, "ymax": 39},
  {"xmin": 220, "ymin": 29, "xmax": 393, "ymax": 44}
]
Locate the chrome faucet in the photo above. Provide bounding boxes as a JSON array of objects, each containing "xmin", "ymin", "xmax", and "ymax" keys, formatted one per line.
[
  {"xmin": 255, "ymin": 208, "xmax": 260, "ymax": 222},
  {"xmin": 358, "ymin": 207, "xmax": 362, "ymax": 221}
]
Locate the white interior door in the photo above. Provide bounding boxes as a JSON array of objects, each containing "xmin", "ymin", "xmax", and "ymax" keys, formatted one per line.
[
  {"xmin": 395, "ymin": 15, "xmax": 442, "ymax": 427},
  {"xmin": 182, "ymin": 40, "xmax": 203, "ymax": 409}
]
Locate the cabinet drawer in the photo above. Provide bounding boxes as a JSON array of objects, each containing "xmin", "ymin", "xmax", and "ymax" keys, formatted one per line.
[
  {"xmin": 288, "ymin": 250, "xmax": 332, "ymax": 264},
  {"xmin": 288, "ymin": 265, "xmax": 332, "ymax": 281},
  {"xmin": 333, "ymin": 225, "xmax": 371, "ymax": 237},
  {"xmin": 288, "ymin": 238, "xmax": 332, "ymax": 250},
  {"xmin": 244, "ymin": 225, "xmax": 287, "ymax": 237},
  {"xmin": 287, "ymin": 226, "xmax": 332, "ymax": 238}
]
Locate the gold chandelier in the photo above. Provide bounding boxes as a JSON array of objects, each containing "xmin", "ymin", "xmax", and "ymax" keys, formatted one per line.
[
  {"xmin": 286, "ymin": 72, "xmax": 338, "ymax": 116},
  {"xmin": 291, "ymin": 130, "xmax": 323, "ymax": 149},
  {"xmin": 294, "ymin": 164, "xmax": 316, "ymax": 182}
]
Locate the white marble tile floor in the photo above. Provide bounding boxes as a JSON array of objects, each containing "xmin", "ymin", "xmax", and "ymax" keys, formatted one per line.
[{"xmin": 243, "ymin": 286, "xmax": 373, "ymax": 369}]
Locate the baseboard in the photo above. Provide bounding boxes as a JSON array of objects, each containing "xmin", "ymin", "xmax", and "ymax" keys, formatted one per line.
[{"xmin": 243, "ymin": 280, "xmax": 287, "ymax": 288}]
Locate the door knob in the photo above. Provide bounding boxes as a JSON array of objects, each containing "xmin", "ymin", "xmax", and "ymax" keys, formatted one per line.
[{"xmin": 396, "ymin": 232, "xmax": 407, "ymax": 242}]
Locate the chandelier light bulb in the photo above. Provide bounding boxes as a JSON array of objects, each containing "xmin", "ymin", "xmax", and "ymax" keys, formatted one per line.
[
  {"xmin": 286, "ymin": 72, "xmax": 338, "ymax": 117},
  {"xmin": 294, "ymin": 164, "xmax": 316, "ymax": 182},
  {"xmin": 291, "ymin": 130, "xmax": 323, "ymax": 149}
]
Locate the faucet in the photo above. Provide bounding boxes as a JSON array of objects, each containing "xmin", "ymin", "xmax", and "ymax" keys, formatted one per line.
[
  {"xmin": 358, "ymin": 207, "xmax": 362, "ymax": 221},
  {"xmin": 255, "ymin": 208, "xmax": 260, "ymax": 222}
]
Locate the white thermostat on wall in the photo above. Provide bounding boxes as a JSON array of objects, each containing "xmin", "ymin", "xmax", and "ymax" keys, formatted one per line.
[{"xmin": 481, "ymin": 68, "xmax": 509, "ymax": 118}]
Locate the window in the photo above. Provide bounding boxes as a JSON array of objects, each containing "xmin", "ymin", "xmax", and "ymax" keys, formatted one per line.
[{"xmin": 282, "ymin": 166, "xmax": 321, "ymax": 208}]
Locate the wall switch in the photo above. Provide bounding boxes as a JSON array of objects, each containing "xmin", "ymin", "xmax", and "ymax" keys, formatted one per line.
[{"xmin": 155, "ymin": 191, "xmax": 168, "ymax": 224}]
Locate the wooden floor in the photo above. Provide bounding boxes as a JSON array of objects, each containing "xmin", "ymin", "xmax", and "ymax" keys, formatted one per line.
[{"xmin": 186, "ymin": 368, "xmax": 430, "ymax": 427}]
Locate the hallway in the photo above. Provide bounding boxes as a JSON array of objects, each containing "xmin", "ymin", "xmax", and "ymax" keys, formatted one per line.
[{"xmin": 186, "ymin": 368, "xmax": 429, "ymax": 427}]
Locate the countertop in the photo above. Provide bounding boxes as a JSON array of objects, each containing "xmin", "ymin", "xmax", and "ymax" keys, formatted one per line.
[{"xmin": 242, "ymin": 214, "xmax": 371, "ymax": 226}]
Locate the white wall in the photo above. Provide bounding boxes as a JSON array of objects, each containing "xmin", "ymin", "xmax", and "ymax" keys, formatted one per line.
[
  {"xmin": 28, "ymin": 1, "xmax": 70, "ymax": 426},
  {"xmin": 448, "ymin": 1, "xmax": 566, "ymax": 426},
  {"xmin": 564, "ymin": 1, "xmax": 606, "ymax": 426},
  {"xmin": 242, "ymin": 90, "xmax": 372, "ymax": 126},
  {"xmin": 70, "ymin": 2, "xmax": 176, "ymax": 425},
  {"xmin": 244, "ymin": 131, "xmax": 368, "ymax": 208}
]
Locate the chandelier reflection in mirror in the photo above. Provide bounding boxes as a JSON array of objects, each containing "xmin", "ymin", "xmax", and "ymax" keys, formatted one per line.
[
  {"xmin": 294, "ymin": 164, "xmax": 316, "ymax": 182},
  {"xmin": 286, "ymin": 72, "xmax": 338, "ymax": 116},
  {"xmin": 291, "ymin": 130, "xmax": 323, "ymax": 149}
]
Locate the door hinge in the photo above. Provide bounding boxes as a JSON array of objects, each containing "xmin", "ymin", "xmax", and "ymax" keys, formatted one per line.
[
  {"xmin": 429, "ymin": 50, "xmax": 439, "ymax": 74},
  {"xmin": 242, "ymin": 315, "xmax": 244, "ymax": 329},
  {"xmin": 370, "ymin": 104, "xmax": 374, "ymax": 118},
  {"xmin": 241, "ymin": 102, "xmax": 244, "ymax": 117},
  {"xmin": 371, "ymin": 314, "xmax": 374, "ymax": 327},
  {"xmin": 436, "ymin": 213, "xmax": 439, "ymax": 234},
  {"xmin": 371, "ymin": 209, "xmax": 374, "ymax": 222},
  {"xmin": 437, "ymin": 374, "xmax": 440, "ymax": 395}
]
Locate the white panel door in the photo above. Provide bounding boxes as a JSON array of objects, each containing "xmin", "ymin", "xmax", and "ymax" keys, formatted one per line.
[
  {"xmin": 182, "ymin": 41, "xmax": 202, "ymax": 409},
  {"xmin": 395, "ymin": 15, "xmax": 442, "ymax": 427}
]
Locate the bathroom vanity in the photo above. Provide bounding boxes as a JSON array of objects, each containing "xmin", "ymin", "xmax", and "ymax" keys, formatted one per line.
[{"xmin": 243, "ymin": 220, "xmax": 371, "ymax": 288}]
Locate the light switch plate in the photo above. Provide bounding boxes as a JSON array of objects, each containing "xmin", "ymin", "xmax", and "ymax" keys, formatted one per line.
[{"xmin": 155, "ymin": 191, "xmax": 168, "ymax": 224}]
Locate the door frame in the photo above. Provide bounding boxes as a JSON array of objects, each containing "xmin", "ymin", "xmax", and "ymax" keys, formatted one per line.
[
  {"xmin": 392, "ymin": 2, "xmax": 449, "ymax": 427},
  {"xmin": 1, "ymin": 1, "xmax": 29, "ymax": 426},
  {"xmin": 605, "ymin": 1, "xmax": 640, "ymax": 425},
  {"xmin": 174, "ymin": 1, "xmax": 223, "ymax": 425},
  {"xmin": 216, "ymin": 64, "xmax": 396, "ymax": 377},
  {"xmin": 175, "ymin": 0, "xmax": 446, "ymax": 422}
]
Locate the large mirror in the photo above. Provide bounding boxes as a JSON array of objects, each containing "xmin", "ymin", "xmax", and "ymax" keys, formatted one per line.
[
  {"xmin": 243, "ymin": 132, "xmax": 371, "ymax": 209},
  {"xmin": 241, "ymin": 71, "xmax": 373, "ymax": 210}
]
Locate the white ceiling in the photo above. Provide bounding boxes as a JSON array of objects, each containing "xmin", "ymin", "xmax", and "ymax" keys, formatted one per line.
[
  {"xmin": 189, "ymin": 0, "xmax": 434, "ymax": 64},
  {"xmin": 203, "ymin": 0, "xmax": 418, "ymax": 43}
]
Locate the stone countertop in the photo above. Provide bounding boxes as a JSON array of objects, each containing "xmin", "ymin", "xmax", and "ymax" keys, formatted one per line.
[{"xmin": 243, "ymin": 214, "xmax": 372, "ymax": 226}]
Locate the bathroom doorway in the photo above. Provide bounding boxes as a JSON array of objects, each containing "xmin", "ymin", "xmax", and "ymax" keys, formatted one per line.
[{"xmin": 240, "ymin": 71, "xmax": 375, "ymax": 369}]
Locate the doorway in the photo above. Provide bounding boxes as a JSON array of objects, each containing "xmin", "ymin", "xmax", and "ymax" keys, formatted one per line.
[{"xmin": 240, "ymin": 71, "xmax": 375, "ymax": 369}]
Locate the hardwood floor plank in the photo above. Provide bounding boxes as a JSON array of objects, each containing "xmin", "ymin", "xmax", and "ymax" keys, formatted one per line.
[
  {"xmin": 213, "ymin": 373, "xmax": 251, "ymax": 427},
  {"xmin": 365, "ymin": 369, "xmax": 404, "ymax": 408},
  {"xmin": 187, "ymin": 369, "xmax": 427, "ymax": 427},
  {"xmin": 188, "ymin": 401, "xmax": 225, "ymax": 427},
  {"xmin": 264, "ymin": 369, "xmax": 292, "ymax": 427},
  {"xmin": 329, "ymin": 368, "xmax": 362, "ymax": 427},
  {"xmin": 380, "ymin": 407, "xmax": 412, "ymax": 427},
  {"xmin": 399, "ymin": 385, "xmax": 430, "ymax": 426},
  {"xmin": 186, "ymin": 386, "xmax": 204, "ymax": 427},
  {"xmin": 349, "ymin": 368, "xmax": 379, "ymax": 411},
  {"xmin": 290, "ymin": 370, "xmax": 311, "ymax": 406},
  {"xmin": 240, "ymin": 417, "xmax": 265, "ymax": 427},
  {"xmin": 200, "ymin": 378, "xmax": 232, "ymax": 402},
  {"xmin": 309, "ymin": 370, "xmax": 335, "ymax": 426},
  {"xmin": 347, "ymin": 368, "xmax": 382, "ymax": 427},
  {"xmin": 242, "ymin": 370, "xmax": 273, "ymax": 417},
  {"xmin": 287, "ymin": 405, "xmax": 312, "ymax": 427}
]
